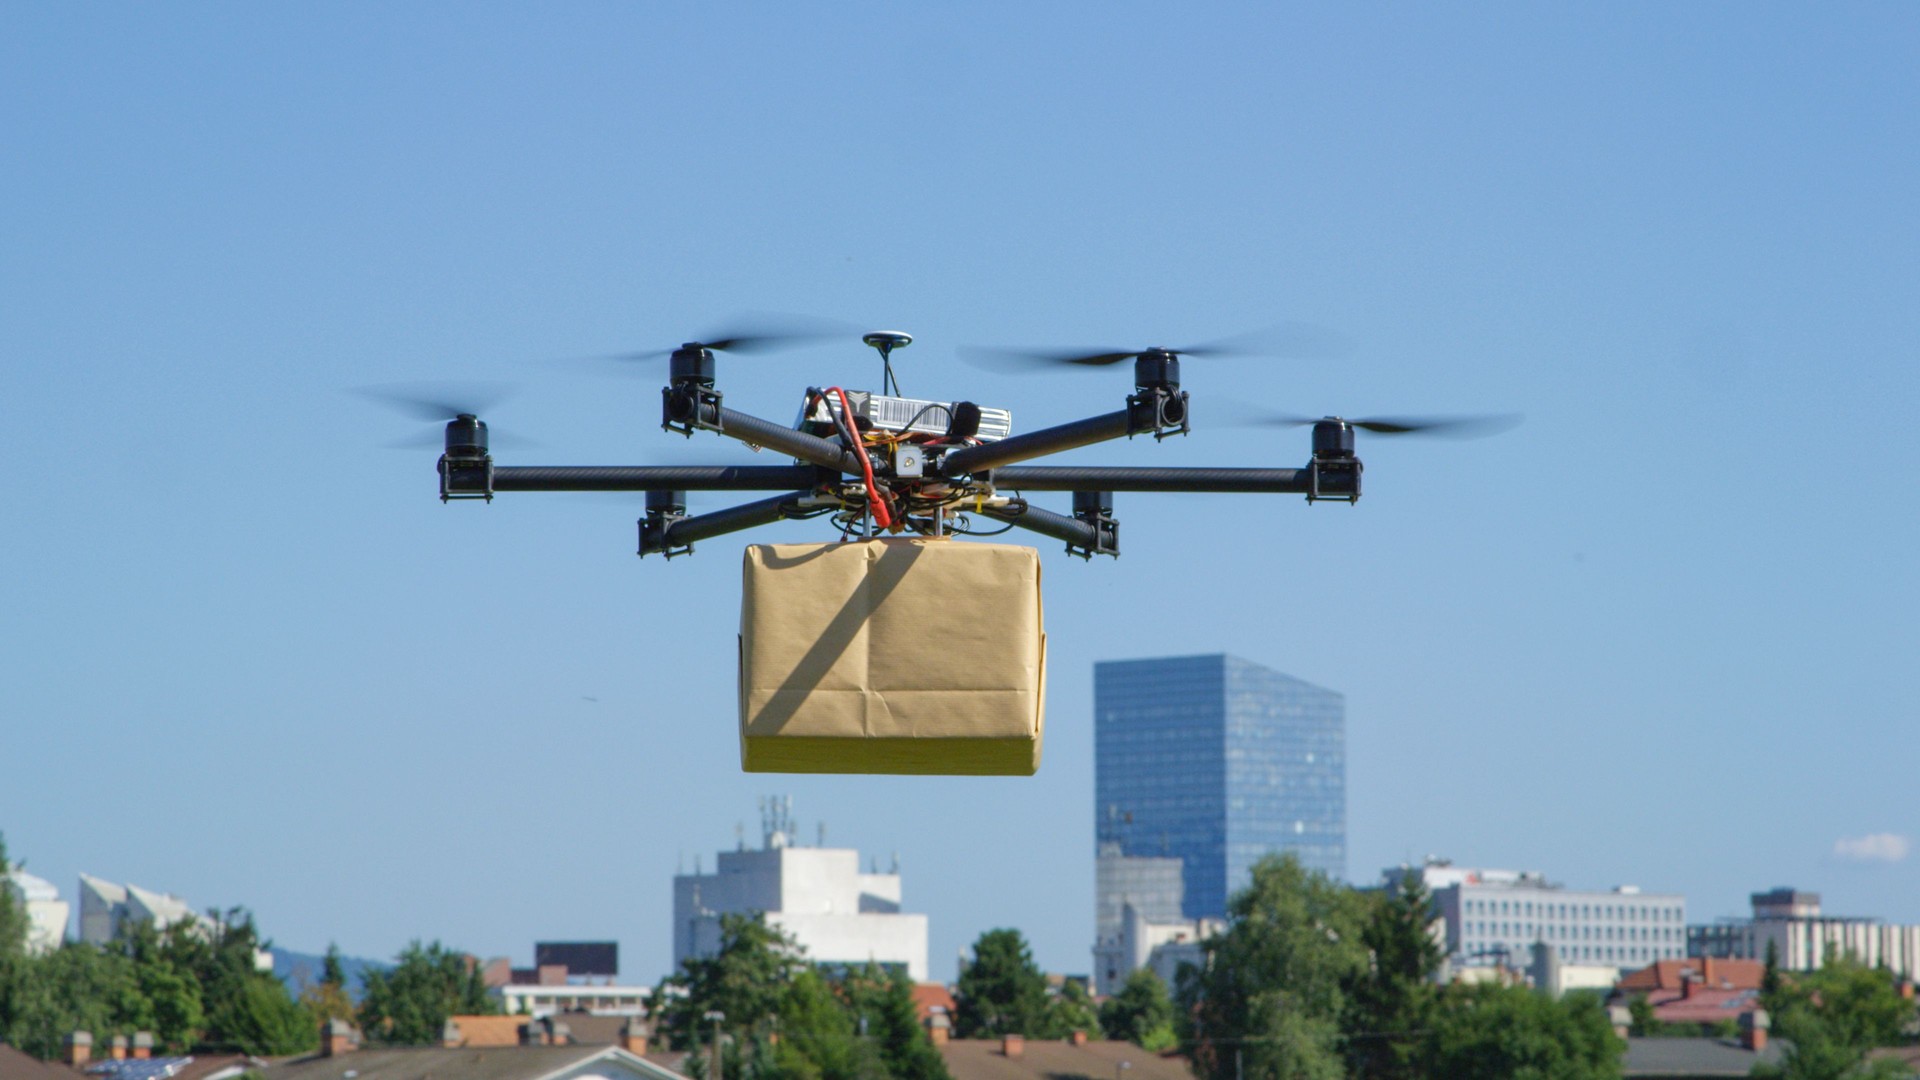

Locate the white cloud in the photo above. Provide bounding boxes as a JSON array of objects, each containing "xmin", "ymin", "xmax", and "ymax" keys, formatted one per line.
[{"xmin": 1833, "ymin": 833, "xmax": 1911, "ymax": 863}]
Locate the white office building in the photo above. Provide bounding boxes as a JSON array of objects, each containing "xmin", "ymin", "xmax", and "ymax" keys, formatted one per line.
[
  {"xmin": 78, "ymin": 874, "xmax": 211, "ymax": 945},
  {"xmin": 4, "ymin": 868, "xmax": 70, "ymax": 955},
  {"xmin": 1690, "ymin": 888, "xmax": 1920, "ymax": 980},
  {"xmin": 1386, "ymin": 858, "xmax": 1687, "ymax": 972},
  {"xmin": 673, "ymin": 799, "xmax": 928, "ymax": 982}
]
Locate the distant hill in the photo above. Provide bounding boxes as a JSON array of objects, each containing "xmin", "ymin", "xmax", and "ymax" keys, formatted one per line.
[{"xmin": 272, "ymin": 947, "xmax": 390, "ymax": 1000}]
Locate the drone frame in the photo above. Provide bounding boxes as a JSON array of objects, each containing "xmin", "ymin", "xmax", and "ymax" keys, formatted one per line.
[{"xmin": 435, "ymin": 341, "xmax": 1363, "ymax": 560}]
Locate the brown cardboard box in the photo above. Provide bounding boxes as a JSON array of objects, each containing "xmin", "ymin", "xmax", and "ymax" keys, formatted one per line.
[{"xmin": 739, "ymin": 538, "xmax": 1046, "ymax": 774}]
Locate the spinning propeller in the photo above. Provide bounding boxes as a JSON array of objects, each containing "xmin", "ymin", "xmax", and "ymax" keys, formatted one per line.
[
  {"xmin": 355, "ymin": 382, "xmax": 525, "ymax": 449},
  {"xmin": 607, "ymin": 316, "xmax": 856, "ymax": 365},
  {"xmin": 961, "ymin": 322, "xmax": 1351, "ymax": 371},
  {"xmin": 1253, "ymin": 412, "xmax": 1523, "ymax": 438}
]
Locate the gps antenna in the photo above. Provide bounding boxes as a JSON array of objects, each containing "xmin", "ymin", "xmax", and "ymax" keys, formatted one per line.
[{"xmin": 862, "ymin": 331, "xmax": 912, "ymax": 396}]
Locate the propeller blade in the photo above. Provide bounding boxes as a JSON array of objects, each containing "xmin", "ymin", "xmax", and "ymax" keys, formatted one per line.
[
  {"xmin": 1245, "ymin": 412, "xmax": 1523, "ymax": 438},
  {"xmin": 353, "ymin": 382, "xmax": 516, "ymax": 421},
  {"xmin": 354, "ymin": 382, "xmax": 538, "ymax": 450},
  {"xmin": 961, "ymin": 321, "xmax": 1350, "ymax": 372},
  {"xmin": 958, "ymin": 346, "xmax": 1141, "ymax": 371},
  {"xmin": 1349, "ymin": 414, "xmax": 1523, "ymax": 438},
  {"xmin": 1172, "ymin": 322, "xmax": 1354, "ymax": 360},
  {"xmin": 602, "ymin": 314, "xmax": 858, "ymax": 365}
]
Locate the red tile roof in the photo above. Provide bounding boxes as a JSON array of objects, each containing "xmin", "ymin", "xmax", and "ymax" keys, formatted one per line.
[
  {"xmin": 912, "ymin": 984, "xmax": 958, "ymax": 1023},
  {"xmin": 1649, "ymin": 987, "xmax": 1763, "ymax": 1025},
  {"xmin": 1617, "ymin": 957, "xmax": 1763, "ymax": 993}
]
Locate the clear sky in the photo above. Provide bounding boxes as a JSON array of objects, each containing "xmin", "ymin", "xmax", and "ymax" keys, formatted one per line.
[{"xmin": 3, "ymin": 4, "xmax": 1916, "ymax": 984}]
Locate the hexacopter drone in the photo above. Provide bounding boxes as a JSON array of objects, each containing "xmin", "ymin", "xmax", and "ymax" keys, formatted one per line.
[{"xmin": 383, "ymin": 325, "xmax": 1514, "ymax": 559}]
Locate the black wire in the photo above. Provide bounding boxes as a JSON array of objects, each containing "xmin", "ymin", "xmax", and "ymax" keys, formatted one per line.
[
  {"xmin": 892, "ymin": 402, "xmax": 951, "ymax": 434},
  {"xmin": 955, "ymin": 516, "xmax": 1016, "ymax": 537}
]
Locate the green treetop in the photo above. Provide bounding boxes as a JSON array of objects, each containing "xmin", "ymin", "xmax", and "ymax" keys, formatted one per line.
[
  {"xmin": 1180, "ymin": 853, "xmax": 1372, "ymax": 1080},
  {"xmin": 357, "ymin": 940, "xmax": 497, "ymax": 1046},
  {"xmin": 1099, "ymin": 968, "xmax": 1176, "ymax": 1051},
  {"xmin": 654, "ymin": 914, "xmax": 806, "ymax": 1054},
  {"xmin": 954, "ymin": 928, "xmax": 1048, "ymax": 1038},
  {"xmin": 1756, "ymin": 954, "xmax": 1917, "ymax": 1080}
]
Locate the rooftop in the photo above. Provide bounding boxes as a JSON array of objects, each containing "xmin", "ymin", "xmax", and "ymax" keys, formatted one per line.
[{"xmin": 940, "ymin": 1039, "xmax": 1191, "ymax": 1080}]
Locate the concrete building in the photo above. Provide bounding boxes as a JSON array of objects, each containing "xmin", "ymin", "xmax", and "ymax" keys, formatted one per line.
[
  {"xmin": 497, "ymin": 984, "xmax": 652, "ymax": 1018},
  {"xmin": 77, "ymin": 874, "xmax": 210, "ymax": 945},
  {"xmin": 1690, "ymin": 888, "xmax": 1920, "ymax": 980},
  {"xmin": 1091, "ymin": 844, "xmax": 1218, "ymax": 995},
  {"xmin": 1091, "ymin": 899, "xmax": 1222, "ymax": 997},
  {"xmin": 673, "ymin": 798, "xmax": 928, "ymax": 981},
  {"xmin": 4, "ymin": 867, "xmax": 71, "ymax": 955},
  {"xmin": 1388, "ymin": 858, "xmax": 1687, "ymax": 973}
]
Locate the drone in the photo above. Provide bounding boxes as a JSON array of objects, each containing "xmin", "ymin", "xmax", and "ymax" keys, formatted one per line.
[{"xmin": 385, "ymin": 325, "xmax": 1516, "ymax": 560}]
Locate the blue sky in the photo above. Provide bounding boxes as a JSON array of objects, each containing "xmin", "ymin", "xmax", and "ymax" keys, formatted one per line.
[{"xmin": 3, "ymin": 4, "xmax": 1916, "ymax": 983}]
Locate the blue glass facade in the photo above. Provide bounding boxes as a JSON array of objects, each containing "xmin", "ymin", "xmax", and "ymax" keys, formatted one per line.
[{"xmin": 1095, "ymin": 654, "xmax": 1345, "ymax": 920}]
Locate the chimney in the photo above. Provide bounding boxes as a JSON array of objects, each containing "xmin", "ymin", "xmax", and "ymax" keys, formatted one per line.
[
  {"xmin": 321, "ymin": 1018, "xmax": 357, "ymax": 1057},
  {"xmin": 63, "ymin": 1032, "xmax": 93, "ymax": 1068},
  {"xmin": 622, "ymin": 1018, "xmax": 650, "ymax": 1056},
  {"xmin": 927, "ymin": 1010, "xmax": 951, "ymax": 1047},
  {"xmin": 1070, "ymin": 1029, "xmax": 1089, "ymax": 1047},
  {"xmin": 1901, "ymin": 979, "xmax": 1917, "ymax": 1001},
  {"xmin": 1606, "ymin": 1005, "xmax": 1630, "ymax": 1041},
  {"xmin": 1001, "ymin": 1034, "xmax": 1025, "ymax": 1059},
  {"xmin": 1740, "ymin": 1009, "xmax": 1769, "ymax": 1052},
  {"xmin": 537, "ymin": 964, "xmax": 569, "ymax": 986},
  {"xmin": 442, "ymin": 1020, "xmax": 464, "ymax": 1048},
  {"xmin": 110, "ymin": 1034, "xmax": 128, "ymax": 1060},
  {"xmin": 133, "ymin": 1032, "xmax": 154, "ymax": 1060}
]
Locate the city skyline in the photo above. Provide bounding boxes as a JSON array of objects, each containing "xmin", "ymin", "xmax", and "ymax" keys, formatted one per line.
[{"xmin": 4, "ymin": 4, "xmax": 1914, "ymax": 985}]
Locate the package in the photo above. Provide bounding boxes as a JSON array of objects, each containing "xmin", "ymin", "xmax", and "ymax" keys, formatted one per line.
[{"xmin": 738, "ymin": 538, "xmax": 1046, "ymax": 775}]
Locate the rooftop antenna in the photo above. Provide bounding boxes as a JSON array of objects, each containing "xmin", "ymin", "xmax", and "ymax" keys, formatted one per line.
[
  {"xmin": 736, "ymin": 822, "xmax": 745, "ymax": 851},
  {"xmin": 862, "ymin": 331, "xmax": 912, "ymax": 396},
  {"xmin": 817, "ymin": 821, "xmax": 826, "ymax": 848},
  {"xmin": 890, "ymin": 850, "xmax": 899, "ymax": 874}
]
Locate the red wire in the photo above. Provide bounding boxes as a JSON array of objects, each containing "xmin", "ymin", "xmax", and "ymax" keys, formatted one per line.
[{"xmin": 830, "ymin": 387, "xmax": 893, "ymax": 530}]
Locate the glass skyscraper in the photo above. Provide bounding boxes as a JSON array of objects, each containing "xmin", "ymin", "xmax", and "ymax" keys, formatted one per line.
[{"xmin": 1095, "ymin": 654, "xmax": 1345, "ymax": 921}]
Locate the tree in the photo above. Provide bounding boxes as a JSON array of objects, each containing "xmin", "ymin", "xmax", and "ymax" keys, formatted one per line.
[
  {"xmin": 1100, "ymin": 968, "xmax": 1176, "ymax": 1051},
  {"xmin": 1756, "ymin": 955, "xmax": 1916, "ymax": 1080},
  {"xmin": 1041, "ymin": 979, "xmax": 1101, "ymax": 1040},
  {"xmin": 0, "ymin": 832, "xmax": 31, "ymax": 1046},
  {"xmin": 1422, "ymin": 984, "xmax": 1621, "ymax": 1080},
  {"xmin": 1181, "ymin": 853, "xmax": 1372, "ymax": 1080},
  {"xmin": 954, "ymin": 929, "xmax": 1048, "ymax": 1038},
  {"xmin": 653, "ymin": 914, "xmax": 805, "ymax": 1055},
  {"xmin": 1624, "ymin": 993, "xmax": 1669, "ymax": 1038},
  {"xmin": 1345, "ymin": 872, "xmax": 1445, "ymax": 1079},
  {"xmin": 3, "ymin": 941, "xmax": 153, "ymax": 1059},
  {"xmin": 175, "ymin": 909, "xmax": 313, "ymax": 1055},
  {"xmin": 121, "ymin": 921, "xmax": 207, "ymax": 1053},
  {"xmin": 323, "ymin": 944, "xmax": 347, "ymax": 990},
  {"xmin": 300, "ymin": 943, "xmax": 355, "ymax": 1028},
  {"xmin": 765, "ymin": 968, "xmax": 885, "ymax": 1080},
  {"xmin": 357, "ymin": 940, "xmax": 496, "ymax": 1046},
  {"xmin": 1762, "ymin": 938, "xmax": 1783, "ymax": 1001},
  {"xmin": 841, "ymin": 963, "xmax": 952, "ymax": 1080}
]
